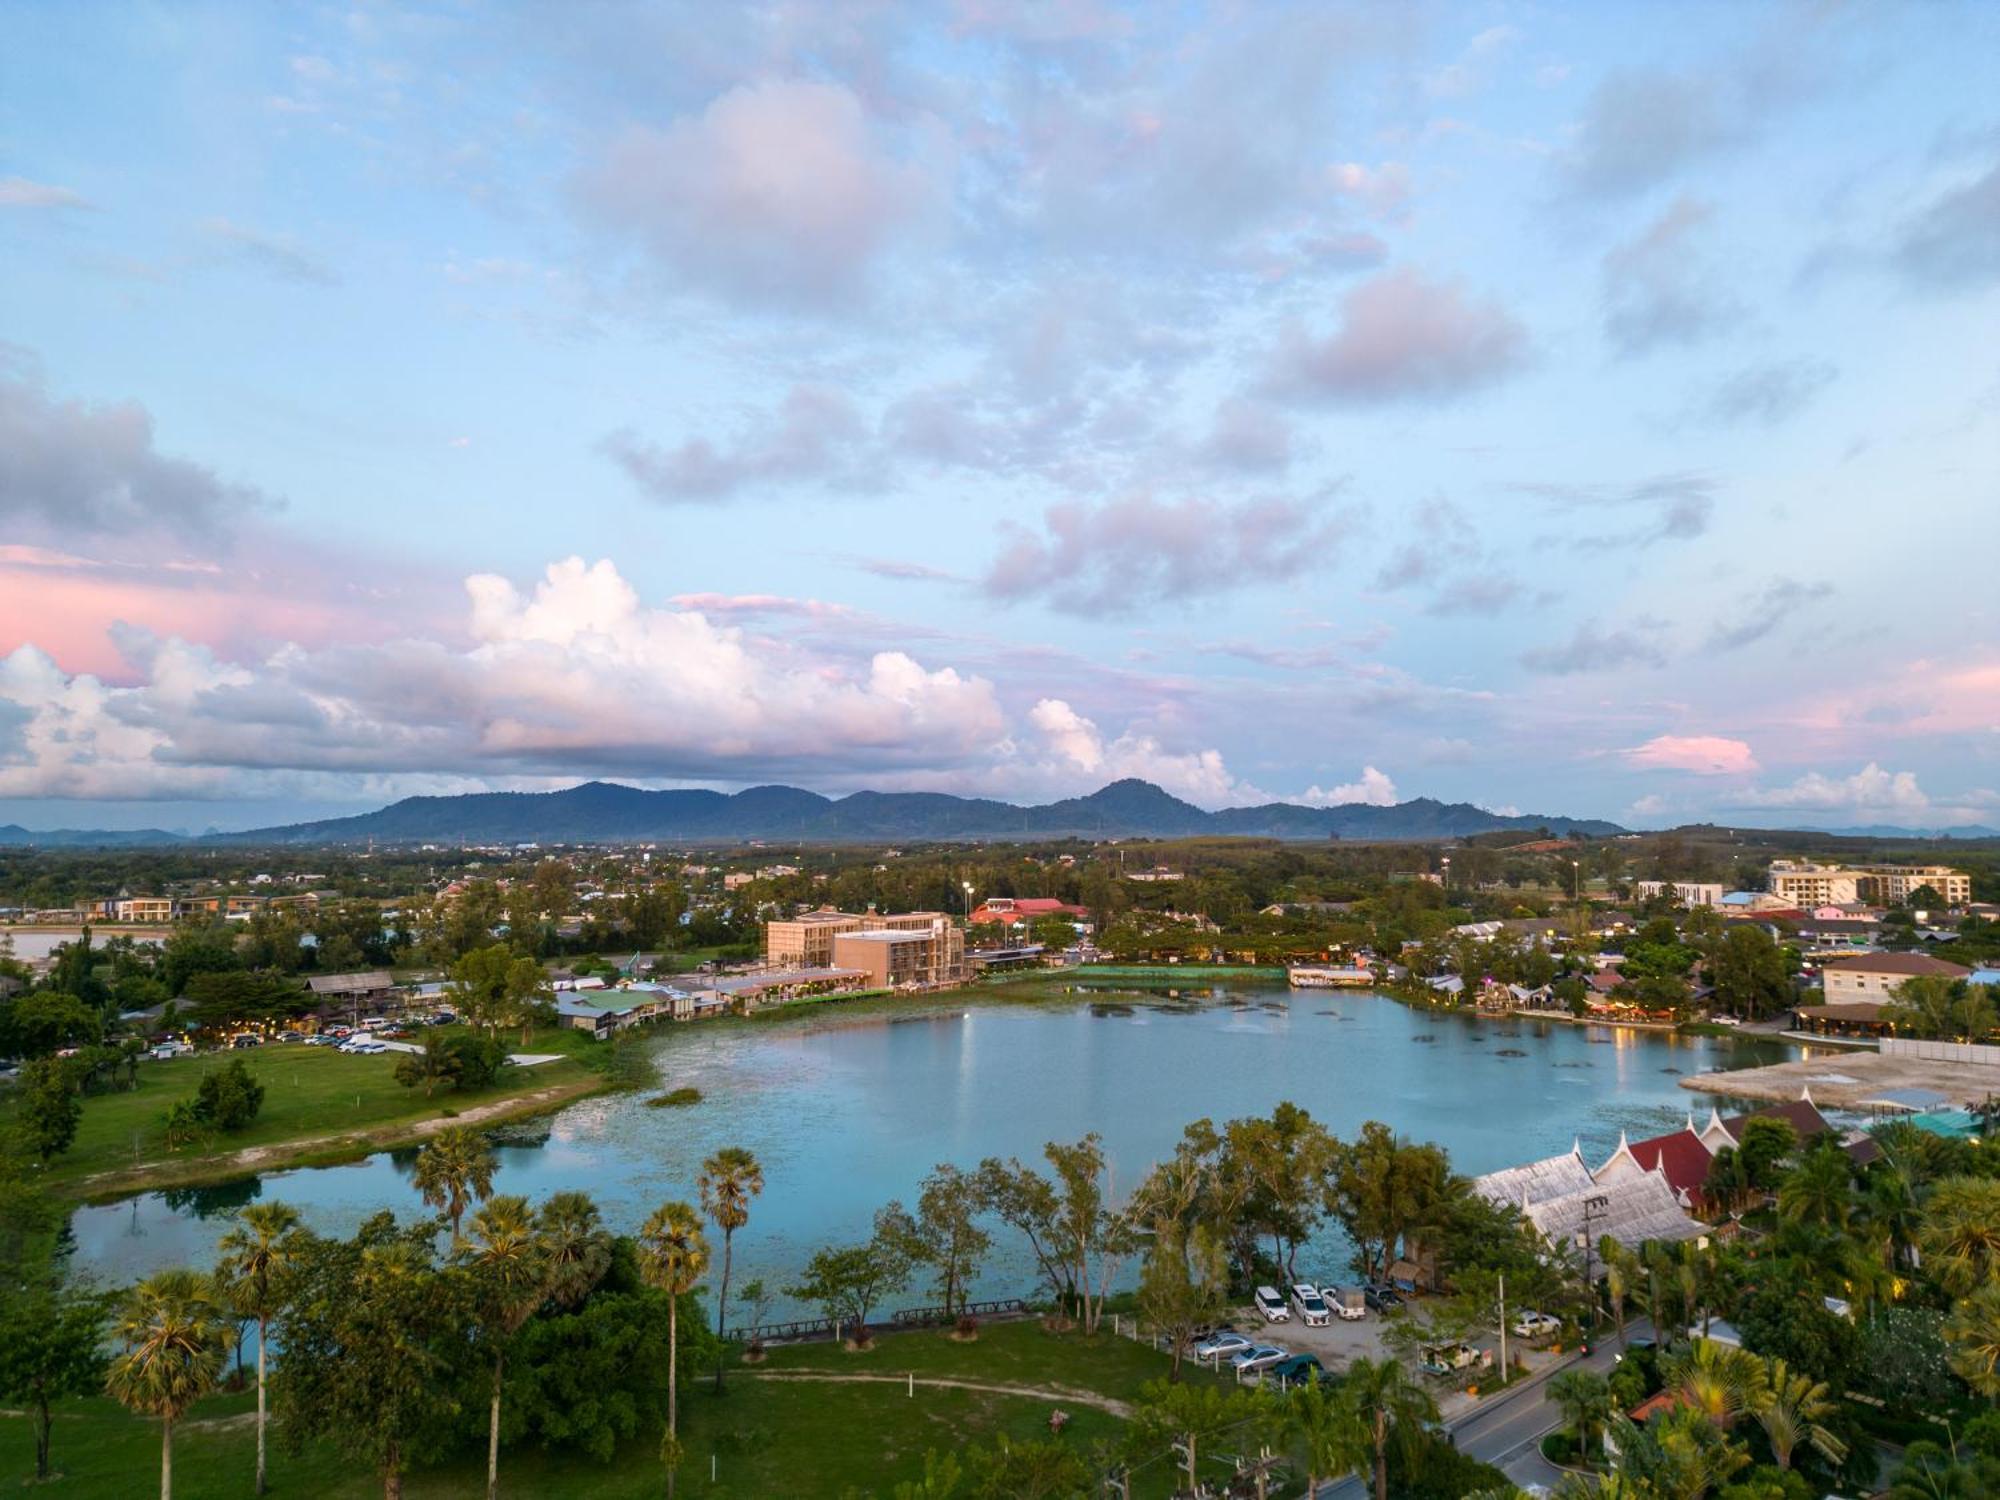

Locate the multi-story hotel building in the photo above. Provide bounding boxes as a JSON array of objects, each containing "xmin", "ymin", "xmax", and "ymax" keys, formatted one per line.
[{"xmin": 1768, "ymin": 860, "xmax": 1971, "ymax": 908}]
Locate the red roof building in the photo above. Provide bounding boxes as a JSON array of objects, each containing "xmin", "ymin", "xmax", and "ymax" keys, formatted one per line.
[
  {"xmin": 1597, "ymin": 1127, "xmax": 1716, "ymax": 1206},
  {"xmin": 968, "ymin": 897, "xmax": 1088, "ymax": 929}
]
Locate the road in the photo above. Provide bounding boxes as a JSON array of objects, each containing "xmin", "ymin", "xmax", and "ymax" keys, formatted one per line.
[{"xmin": 1313, "ymin": 1323, "xmax": 1649, "ymax": 1498}]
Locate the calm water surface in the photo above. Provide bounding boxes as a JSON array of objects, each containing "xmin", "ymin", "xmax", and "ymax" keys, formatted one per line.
[{"xmin": 67, "ymin": 984, "xmax": 1794, "ymax": 1310}]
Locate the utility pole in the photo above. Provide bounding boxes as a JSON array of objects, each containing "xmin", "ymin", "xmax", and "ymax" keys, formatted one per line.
[
  {"xmin": 1172, "ymin": 1437, "xmax": 1197, "ymax": 1494},
  {"xmin": 1497, "ymin": 1271, "xmax": 1508, "ymax": 1381}
]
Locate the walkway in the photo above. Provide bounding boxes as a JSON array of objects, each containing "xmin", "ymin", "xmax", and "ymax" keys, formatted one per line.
[{"xmin": 742, "ymin": 1369, "xmax": 1134, "ymax": 1418}]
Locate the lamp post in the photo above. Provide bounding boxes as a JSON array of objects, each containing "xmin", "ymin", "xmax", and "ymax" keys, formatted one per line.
[
  {"xmin": 1441, "ymin": 856, "xmax": 1451, "ymax": 891},
  {"xmin": 1572, "ymin": 859, "xmax": 1580, "ymax": 902}
]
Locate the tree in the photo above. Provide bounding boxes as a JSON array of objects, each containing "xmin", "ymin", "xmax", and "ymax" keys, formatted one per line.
[
  {"xmin": 1130, "ymin": 1378, "xmax": 1272, "ymax": 1496},
  {"xmin": 1283, "ymin": 1377, "xmax": 1370, "ymax": 1495},
  {"xmin": 1885, "ymin": 976, "xmax": 1996, "ymax": 1043},
  {"xmin": 1752, "ymin": 1358, "xmax": 1846, "ymax": 1473},
  {"xmin": 636, "ymin": 1200, "xmax": 709, "ymax": 1451},
  {"xmin": 1, "ymin": 991, "xmax": 101, "ymax": 1056},
  {"xmin": 215, "ymin": 1202, "xmax": 303, "ymax": 1496},
  {"xmin": 536, "ymin": 1191, "xmax": 613, "ymax": 1310},
  {"xmin": 463, "ymin": 1195, "xmax": 548, "ymax": 1500},
  {"xmin": 161, "ymin": 924, "xmax": 242, "ymax": 996},
  {"xmin": 1135, "ymin": 1218, "xmax": 1228, "ymax": 1382},
  {"xmin": 1776, "ymin": 1145, "xmax": 1853, "ymax": 1231},
  {"xmin": 394, "ymin": 1031, "xmax": 459, "ymax": 1097},
  {"xmin": 0, "ymin": 1276, "xmax": 109, "ymax": 1481},
  {"xmin": 789, "ymin": 1237, "xmax": 910, "ymax": 1349},
  {"xmin": 877, "ymin": 1162, "xmax": 992, "ymax": 1323},
  {"xmin": 1666, "ymin": 1337, "xmax": 1769, "ymax": 1431},
  {"xmin": 1944, "ymin": 1283, "xmax": 2000, "ymax": 1402},
  {"xmin": 1549, "ymin": 1369, "xmax": 1613, "ymax": 1463},
  {"xmin": 192, "ymin": 1056, "xmax": 266, "ymax": 1132},
  {"xmin": 1736, "ymin": 1118, "xmax": 1799, "ymax": 1194},
  {"xmin": 1343, "ymin": 1355, "xmax": 1440, "ymax": 1500},
  {"xmin": 1708, "ymin": 926, "xmax": 1795, "ymax": 1020},
  {"xmin": 698, "ymin": 1145, "xmax": 763, "ymax": 1394},
  {"xmin": 106, "ymin": 1269, "xmax": 229, "ymax": 1500},
  {"xmin": 447, "ymin": 946, "xmax": 551, "ymax": 1043},
  {"xmin": 1044, "ymin": 1133, "xmax": 1136, "ymax": 1335},
  {"xmin": 17, "ymin": 1057, "xmax": 83, "ymax": 1159},
  {"xmin": 412, "ymin": 1125, "xmax": 497, "ymax": 1241},
  {"xmin": 1919, "ymin": 1176, "xmax": 2000, "ymax": 1296}
]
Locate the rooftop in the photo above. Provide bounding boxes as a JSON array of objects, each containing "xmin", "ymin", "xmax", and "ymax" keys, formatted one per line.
[{"xmin": 1822, "ymin": 952, "xmax": 1971, "ymax": 978}]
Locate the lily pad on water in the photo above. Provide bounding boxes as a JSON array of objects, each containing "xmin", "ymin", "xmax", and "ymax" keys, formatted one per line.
[
  {"xmin": 1412, "ymin": 1034, "xmax": 1436, "ymax": 1043},
  {"xmin": 1496, "ymin": 1048, "xmax": 1528, "ymax": 1057}
]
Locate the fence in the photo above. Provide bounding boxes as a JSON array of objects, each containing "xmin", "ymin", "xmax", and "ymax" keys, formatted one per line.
[
  {"xmin": 1881, "ymin": 1037, "xmax": 2000, "ymax": 1067},
  {"xmin": 742, "ymin": 1298, "xmax": 1031, "ymax": 1348}
]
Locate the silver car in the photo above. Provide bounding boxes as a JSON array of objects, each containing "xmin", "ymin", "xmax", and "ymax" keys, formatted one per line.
[{"xmin": 1229, "ymin": 1344, "xmax": 1291, "ymax": 1374}]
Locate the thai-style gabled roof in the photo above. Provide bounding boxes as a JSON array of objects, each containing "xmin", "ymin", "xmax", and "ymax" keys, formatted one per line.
[
  {"xmin": 1522, "ymin": 1171, "xmax": 1708, "ymax": 1259},
  {"xmin": 1472, "ymin": 1144, "xmax": 1596, "ymax": 1211}
]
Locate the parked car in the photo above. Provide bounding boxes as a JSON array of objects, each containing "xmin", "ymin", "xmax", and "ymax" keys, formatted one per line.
[
  {"xmin": 149, "ymin": 1043, "xmax": 187, "ymax": 1060},
  {"xmin": 1290, "ymin": 1283, "xmax": 1332, "ymax": 1326},
  {"xmin": 1192, "ymin": 1331, "xmax": 1253, "ymax": 1362},
  {"xmin": 1710, "ymin": 1015, "xmax": 1741, "ymax": 1026},
  {"xmin": 228, "ymin": 1034, "xmax": 262, "ymax": 1049},
  {"xmin": 1512, "ymin": 1310, "xmax": 1561, "ymax": 1339},
  {"xmin": 1419, "ymin": 1342, "xmax": 1483, "ymax": 1375},
  {"xmin": 1229, "ymin": 1344, "xmax": 1291, "ymax": 1374},
  {"xmin": 1363, "ymin": 1283, "xmax": 1404, "ymax": 1312},
  {"xmin": 276, "ymin": 1031, "xmax": 305, "ymax": 1043},
  {"xmin": 302, "ymin": 1035, "xmax": 335, "ymax": 1047},
  {"xmin": 1253, "ymin": 1285, "xmax": 1291, "ymax": 1323},
  {"xmin": 1268, "ymin": 1353, "xmax": 1328, "ymax": 1388},
  {"xmin": 1331, "ymin": 1286, "xmax": 1367, "ymax": 1321}
]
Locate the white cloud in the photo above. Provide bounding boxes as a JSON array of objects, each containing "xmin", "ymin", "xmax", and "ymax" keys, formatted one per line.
[
  {"xmin": 1622, "ymin": 735, "xmax": 1758, "ymax": 776},
  {"xmin": 0, "ymin": 176, "xmax": 91, "ymax": 210},
  {"xmin": 1732, "ymin": 762, "xmax": 1931, "ymax": 816},
  {"xmin": 1299, "ymin": 766, "xmax": 1399, "ymax": 806},
  {"xmin": 1028, "ymin": 697, "xmax": 1260, "ymax": 807}
]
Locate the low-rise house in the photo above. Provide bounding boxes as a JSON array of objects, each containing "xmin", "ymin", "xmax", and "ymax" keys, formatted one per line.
[{"xmin": 1819, "ymin": 951, "xmax": 1970, "ymax": 1005}]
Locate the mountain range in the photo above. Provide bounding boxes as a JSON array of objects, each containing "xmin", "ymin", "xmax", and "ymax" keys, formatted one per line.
[{"xmin": 187, "ymin": 778, "xmax": 1625, "ymax": 846}]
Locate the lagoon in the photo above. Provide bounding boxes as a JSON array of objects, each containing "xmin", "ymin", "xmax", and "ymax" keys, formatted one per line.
[{"xmin": 66, "ymin": 982, "xmax": 1797, "ymax": 1310}]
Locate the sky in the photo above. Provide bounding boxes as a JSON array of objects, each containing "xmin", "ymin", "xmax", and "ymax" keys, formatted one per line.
[{"xmin": 1, "ymin": 0, "xmax": 1997, "ymax": 834}]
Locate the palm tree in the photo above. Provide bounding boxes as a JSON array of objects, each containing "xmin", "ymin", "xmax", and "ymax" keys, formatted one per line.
[
  {"xmin": 1864, "ymin": 1165, "xmax": 1922, "ymax": 1272},
  {"xmin": 1777, "ymin": 1147, "xmax": 1853, "ymax": 1231},
  {"xmin": 1548, "ymin": 1369, "xmax": 1613, "ymax": 1464},
  {"xmin": 1604, "ymin": 1251, "xmax": 1630, "ymax": 1349},
  {"xmin": 1753, "ymin": 1358, "xmax": 1847, "ymax": 1472},
  {"xmin": 536, "ymin": 1191, "xmax": 613, "ymax": 1309},
  {"xmin": 412, "ymin": 1124, "xmax": 497, "ymax": 1242},
  {"xmin": 464, "ymin": 1195, "xmax": 549, "ymax": 1500},
  {"xmin": 1282, "ymin": 1379, "xmax": 1369, "ymax": 1497},
  {"xmin": 1944, "ymin": 1282, "xmax": 2000, "ymax": 1402},
  {"xmin": 637, "ymin": 1200, "xmax": 710, "ymax": 1452},
  {"xmin": 698, "ymin": 1146, "xmax": 763, "ymax": 1394},
  {"xmin": 1920, "ymin": 1177, "xmax": 2000, "ymax": 1297},
  {"xmin": 106, "ymin": 1270, "xmax": 228, "ymax": 1500},
  {"xmin": 215, "ymin": 1202, "xmax": 301, "ymax": 1496},
  {"xmin": 1664, "ymin": 1336, "xmax": 1768, "ymax": 1431},
  {"xmin": 1341, "ymin": 1355, "xmax": 1439, "ymax": 1500}
]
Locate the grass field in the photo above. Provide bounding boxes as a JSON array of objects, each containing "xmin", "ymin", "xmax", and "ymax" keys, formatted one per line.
[
  {"xmin": 22, "ymin": 1035, "xmax": 605, "ymax": 1198},
  {"xmin": 0, "ymin": 1321, "xmax": 1227, "ymax": 1499}
]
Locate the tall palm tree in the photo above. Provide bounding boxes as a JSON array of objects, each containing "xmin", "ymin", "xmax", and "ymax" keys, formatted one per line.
[
  {"xmin": 637, "ymin": 1200, "xmax": 710, "ymax": 1452},
  {"xmin": 1864, "ymin": 1165, "xmax": 1922, "ymax": 1272},
  {"xmin": 1341, "ymin": 1355, "xmax": 1439, "ymax": 1500},
  {"xmin": 536, "ymin": 1191, "xmax": 613, "ymax": 1309},
  {"xmin": 1664, "ymin": 1336, "xmax": 1768, "ymax": 1431},
  {"xmin": 1753, "ymin": 1358, "xmax": 1847, "ymax": 1472},
  {"xmin": 412, "ymin": 1125, "xmax": 497, "ymax": 1242},
  {"xmin": 1920, "ymin": 1177, "xmax": 2000, "ymax": 1297},
  {"xmin": 699, "ymin": 1146, "xmax": 763, "ymax": 1394},
  {"xmin": 1548, "ymin": 1369, "xmax": 1613, "ymax": 1463},
  {"xmin": 1944, "ymin": 1282, "xmax": 2000, "ymax": 1403},
  {"xmin": 1282, "ymin": 1379, "xmax": 1369, "ymax": 1497},
  {"xmin": 106, "ymin": 1270, "xmax": 228, "ymax": 1500},
  {"xmin": 464, "ymin": 1195, "xmax": 548, "ymax": 1500},
  {"xmin": 1604, "ymin": 1251, "xmax": 1630, "ymax": 1349},
  {"xmin": 215, "ymin": 1202, "xmax": 302, "ymax": 1496},
  {"xmin": 1777, "ymin": 1148, "xmax": 1853, "ymax": 1231}
]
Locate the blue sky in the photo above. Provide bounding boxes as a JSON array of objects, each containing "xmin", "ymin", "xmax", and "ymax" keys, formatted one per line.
[{"xmin": 1, "ymin": 0, "xmax": 1997, "ymax": 832}]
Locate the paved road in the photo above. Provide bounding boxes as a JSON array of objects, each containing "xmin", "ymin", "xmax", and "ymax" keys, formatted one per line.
[{"xmin": 1313, "ymin": 1323, "xmax": 1650, "ymax": 1498}]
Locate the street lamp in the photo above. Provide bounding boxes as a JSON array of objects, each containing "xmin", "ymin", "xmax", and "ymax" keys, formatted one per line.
[
  {"xmin": 961, "ymin": 879, "xmax": 974, "ymax": 917},
  {"xmin": 1572, "ymin": 859, "xmax": 1580, "ymax": 902},
  {"xmin": 1441, "ymin": 856, "xmax": 1451, "ymax": 890}
]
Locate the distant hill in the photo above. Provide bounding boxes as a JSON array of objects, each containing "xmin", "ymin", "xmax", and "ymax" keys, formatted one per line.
[
  {"xmin": 212, "ymin": 778, "xmax": 1627, "ymax": 846},
  {"xmin": 0, "ymin": 824, "xmax": 191, "ymax": 848}
]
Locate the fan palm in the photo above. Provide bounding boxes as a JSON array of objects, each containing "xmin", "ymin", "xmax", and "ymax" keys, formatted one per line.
[
  {"xmin": 106, "ymin": 1270, "xmax": 228, "ymax": 1500},
  {"xmin": 1944, "ymin": 1282, "xmax": 2000, "ymax": 1402},
  {"xmin": 464, "ymin": 1195, "xmax": 549, "ymax": 1500},
  {"xmin": 698, "ymin": 1146, "xmax": 763, "ymax": 1394},
  {"xmin": 1663, "ymin": 1336, "xmax": 1768, "ymax": 1430},
  {"xmin": 536, "ymin": 1191, "xmax": 613, "ymax": 1309},
  {"xmin": 1777, "ymin": 1148, "xmax": 1853, "ymax": 1231},
  {"xmin": 637, "ymin": 1200, "xmax": 710, "ymax": 1447},
  {"xmin": 1282, "ymin": 1378, "xmax": 1369, "ymax": 1496},
  {"xmin": 412, "ymin": 1125, "xmax": 497, "ymax": 1242},
  {"xmin": 1341, "ymin": 1355, "xmax": 1439, "ymax": 1500},
  {"xmin": 215, "ymin": 1202, "xmax": 302, "ymax": 1496},
  {"xmin": 1920, "ymin": 1177, "xmax": 2000, "ymax": 1297},
  {"xmin": 1752, "ymin": 1358, "xmax": 1847, "ymax": 1472}
]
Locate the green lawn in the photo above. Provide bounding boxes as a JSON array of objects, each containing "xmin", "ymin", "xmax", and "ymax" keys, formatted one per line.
[
  {"xmin": 23, "ymin": 1040, "xmax": 601, "ymax": 1195},
  {"xmin": 0, "ymin": 1322, "xmax": 1223, "ymax": 1499}
]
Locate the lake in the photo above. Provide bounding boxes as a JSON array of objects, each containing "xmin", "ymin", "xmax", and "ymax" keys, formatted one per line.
[{"xmin": 65, "ymin": 982, "xmax": 1796, "ymax": 1311}]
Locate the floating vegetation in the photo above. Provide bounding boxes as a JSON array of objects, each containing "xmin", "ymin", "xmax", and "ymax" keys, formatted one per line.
[
  {"xmin": 1089, "ymin": 1003, "xmax": 1136, "ymax": 1018},
  {"xmin": 1411, "ymin": 1034, "xmax": 1437, "ymax": 1043},
  {"xmin": 645, "ymin": 1086, "xmax": 703, "ymax": 1109},
  {"xmin": 1660, "ymin": 1067, "xmax": 1683, "ymax": 1075},
  {"xmin": 1496, "ymin": 1048, "xmax": 1528, "ymax": 1058}
]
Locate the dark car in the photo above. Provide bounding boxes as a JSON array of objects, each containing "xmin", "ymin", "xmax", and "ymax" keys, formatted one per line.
[
  {"xmin": 1363, "ymin": 1283, "xmax": 1404, "ymax": 1312},
  {"xmin": 1268, "ymin": 1353, "xmax": 1327, "ymax": 1388}
]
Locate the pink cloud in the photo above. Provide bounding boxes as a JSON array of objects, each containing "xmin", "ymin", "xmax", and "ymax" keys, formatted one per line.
[
  {"xmin": 1268, "ymin": 267, "xmax": 1527, "ymax": 404},
  {"xmin": 1622, "ymin": 734, "xmax": 1758, "ymax": 775}
]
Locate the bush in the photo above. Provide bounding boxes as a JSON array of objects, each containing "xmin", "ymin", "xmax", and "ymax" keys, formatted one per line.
[
  {"xmin": 444, "ymin": 1032, "xmax": 508, "ymax": 1090},
  {"xmin": 645, "ymin": 1087, "xmax": 703, "ymax": 1109},
  {"xmin": 190, "ymin": 1057, "xmax": 265, "ymax": 1132}
]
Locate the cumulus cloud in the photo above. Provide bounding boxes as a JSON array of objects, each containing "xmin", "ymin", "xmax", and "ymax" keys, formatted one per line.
[
  {"xmin": 1894, "ymin": 159, "xmax": 2000, "ymax": 291},
  {"xmin": 601, "ymin": 386, "xmax": 867, "ymax": 502},
  {"xmin": 0, "ymin": 365, "xmax": 269, "ymax": 537},
  {"xmin": 1730, "ymin": 762, "xmax": 1933, "ymax": 817},
  {"xmin": 201, "ymin": 217, "xmax": 340, "ymax": 286},
  {"xmin": 1515, "ymin": 471, "xmax": 1715, "ymax": 549},
  {"xmin": 1267, "ymin": 268, "xmax": 1527, "ymax": 405},
  {"xmin": 0, "ymin": 176, "xmax": 91, "ymax": 210},
  {"xmin": 983, "ymin": 491, "xmax": 1352, "ymax": 616},
  {"xmin": 1693, "ymin": 359, "xmax": 1837, "ymax": 428},
  {"xmin": 1028, "ymin": 697, "xmax": 1258, "ymax": 807},
  {"xmin": 1520, "ymin": 617, "xmax": 1667, "ymax": 675},
  {"xmin": 1600, "ymin": 197, "xmax": 1739, "ymax": 355},
  {"xmin": 1705, "ymin": 577, "xmax": 1834, "ymax": 652},
  {"xmin": 1299, "ymin": 766, "xmax": 1398, "ymax": 806},
  {"xmin": 1622, "ymin": 734, "xmax": 1759, "ymax": 776},
  {"xmin": 574, "ymin": 78, "xmax": 942, "ymax": 308},
  {"xmin": 0, "ymin": 557, "xmax": 1008, "ymax": 798}
]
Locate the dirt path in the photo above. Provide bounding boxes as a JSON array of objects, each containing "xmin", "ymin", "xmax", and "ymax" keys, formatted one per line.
[
  {"xmin": 743, "ymin": 1369, "xmax": 1133, "ymax": 1417},
  {"xmin": 71, "ymin": 1075, "xmax": 604, "ymax": 1200}
]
